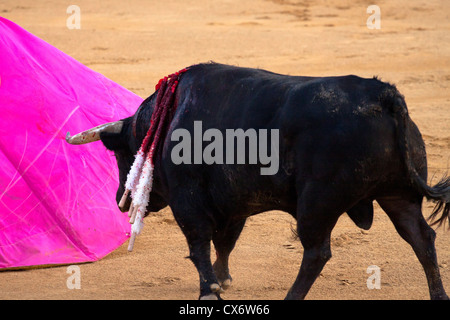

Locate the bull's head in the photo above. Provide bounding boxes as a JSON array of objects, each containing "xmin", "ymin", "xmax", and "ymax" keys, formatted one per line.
[{"xmin": 65, "ymin": 118, "xmax": 136, "ymax": 212}]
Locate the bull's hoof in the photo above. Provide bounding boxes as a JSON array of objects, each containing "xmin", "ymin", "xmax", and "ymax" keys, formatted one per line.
[
  {"xmin": 198, "ymin": 283, "xmax": 223, "ymax": 300},
  {"xmin": 221, "ymin": 278, "xmax": 232, "ymax": 290},
  {"xmin": 210, "ymin": 283, "xmax": 221, "ymax": 292},
  {"xmin": 212, "ymin": 261, "xmax": 232, "ymax": 291},
  {"xmin": 431, "ymin": 293, "xmax": 449, "ymax": 300},
  {"xmin": 199, "ymin": 294, "xmax": 219, "ymax": 300}
]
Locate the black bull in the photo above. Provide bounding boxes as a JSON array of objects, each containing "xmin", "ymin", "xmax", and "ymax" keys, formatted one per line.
[{"xmin": 67, "ymin": 63, "xmax": 450, "ymax": 299}]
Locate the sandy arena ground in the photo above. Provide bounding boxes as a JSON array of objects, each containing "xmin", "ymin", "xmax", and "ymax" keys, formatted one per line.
[{"xmin": 0, "ymin": 0, "xmax": 449, "ymax": 300}]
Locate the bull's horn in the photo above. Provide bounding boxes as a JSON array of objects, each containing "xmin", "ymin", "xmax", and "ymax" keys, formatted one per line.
[{"xmin": 65, "ymin": 121, "xmax": 124, "ymax": 145}]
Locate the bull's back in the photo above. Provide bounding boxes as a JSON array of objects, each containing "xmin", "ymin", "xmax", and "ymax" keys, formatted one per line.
[
  {"xmin": 282, "ymin": 74, "xmax": 426, "ymax": 199},
  {"xmin": 163, "ymin": 63, "xmax": 418, "ymax": 213}
]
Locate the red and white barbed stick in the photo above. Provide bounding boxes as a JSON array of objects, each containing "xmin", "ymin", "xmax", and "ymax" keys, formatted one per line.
[{"xmin": 118, "ymin": 68, "xmax": 188, "ymax": 251}]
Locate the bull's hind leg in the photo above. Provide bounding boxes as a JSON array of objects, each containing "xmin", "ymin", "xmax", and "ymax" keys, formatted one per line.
[
  {"xmin": 377, "ymin": 197, "xmax": 449, "ymax": 300},
  {"xmin": 285, "ymin": 182, "xmax": 343, "ymax": 300},
  {"xmin": 170, "ymin": 201, "xmax": 222, "ymax": 300}
]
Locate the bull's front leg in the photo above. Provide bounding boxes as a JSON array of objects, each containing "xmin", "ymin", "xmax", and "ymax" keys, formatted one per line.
[
  {"xmin": 188, "ymin": 238, "xmax": 223, "ymax": 299},
  {"xmin": 212, "ymin": 219, "xmax": 247, "ymax": 290},
  {"xmin": 171, "ymin": 200, "xmax": 222, "ymax": 300}
]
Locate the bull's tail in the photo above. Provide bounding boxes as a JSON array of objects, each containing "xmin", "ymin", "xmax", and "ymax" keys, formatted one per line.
[
  {"xmin": 423, "ymin": 177, "xmax": 450, "ymax": 227},
  {"xmin": 386, "ymin": 87, "xmax": 450, "ymax": 228}
]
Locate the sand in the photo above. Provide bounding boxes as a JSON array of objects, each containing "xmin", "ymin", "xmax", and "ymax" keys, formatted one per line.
[{"xmin": 0, "ymin": 0, "xmax": 449, "ymax": 300}]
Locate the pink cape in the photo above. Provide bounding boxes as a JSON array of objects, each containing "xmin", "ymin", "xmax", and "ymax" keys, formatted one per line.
[{"xmin": 0, "ymin": 17, "xmax": 143, "ymax": 269}]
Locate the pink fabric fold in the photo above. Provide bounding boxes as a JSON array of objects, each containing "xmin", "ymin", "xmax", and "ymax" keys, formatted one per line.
[{"xmin": 0, "ymin": 17, "xmax": 143, "ymax": 268}]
